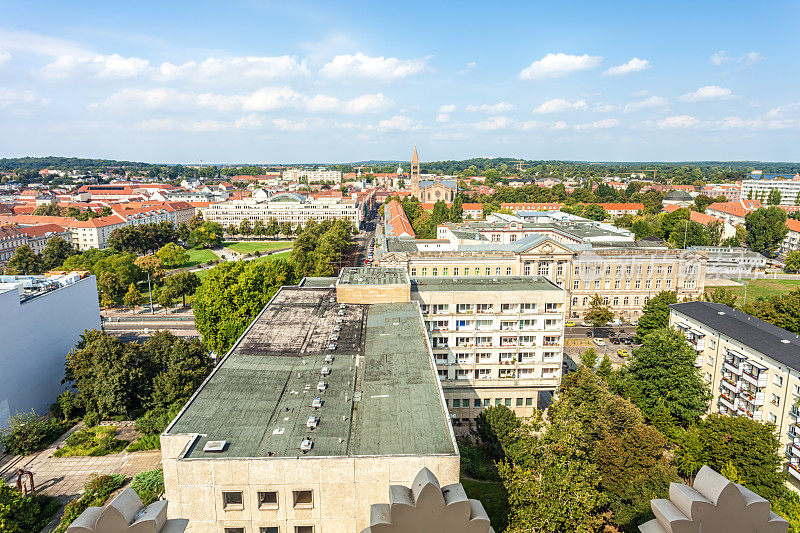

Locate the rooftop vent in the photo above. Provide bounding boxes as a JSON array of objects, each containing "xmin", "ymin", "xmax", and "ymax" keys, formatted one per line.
[
  {"xmin": 306, "ymin": 416, "xmax": 319, "ymax": 429},
  {"xmin": 300, "ymin": 438, "xmax": 313, "ymax": 452},
  {"xmin": 321, "ymin": 367, "xmax": 331, "ymax": 376},
  {"xmin": 330, "ymin": 334, "xmax": 339, "ymax": 341},
  {"xmin": 781, "ymin": 339, "xmax": 791, "ymax": 344},
  {"xmin": 324, "ymin": 354, "xmax": 334, "ymax": 363},
  {"xmin": 328, "ymin": 343, "xmax": 337, "ymax": 350},
  {"xmin": 203, "ymin": 440, "xmax": 227, "ymax": 452},
  {"xmin": 317, "ymin": 381, "xmax": 327, "ymax": 391},
  {"xmin": 272, "ymin": 427, "xmax": 285, "ymax": 435},
  {"xmin": 329, "ymin": 297, "xmax": 335, "ymax": 303},
  {"xmin": 718, "ymin": 311, "xmax": 726, "ymax": 315},
  {"xmin": 312, "ymin": 397, "xmax": 323, "ymax": 408},
  {"xmin": 333, "ymin": 325, "xmax": 341, "ymax": 331},
  {"xmin": 339, "ymin": 303, "xmax": 346, "ymax": 309}
]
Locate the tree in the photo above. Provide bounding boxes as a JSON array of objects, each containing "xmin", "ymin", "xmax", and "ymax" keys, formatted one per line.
[
  {"xmin": 667, "ymin": 220, "xmax": 705, "ymax": 248},
  {"xmin": 745, "ymin": 206, "xmax": 788, "ymax": 257},
  {"xmin": 704, "ymin": 287, "xmax": 738, "ymax": 307},
  {"xmin": 767, "ymin": 187, "xmax": 783, "ymax": 206},
  {"xmin": 0, "ymin": 411, "xmax": 65, "ymax": 456},
  {"xmin": 4, "ymin": 245, "xmax": 43, "ymax": 274},
  {"xmin": 694, "ymin": 194, "xmax": 715, "ymax": 213},
  {"xmin": 41, "ymin": 236, "xmax": 76, "ymax": 270},
  {"xmin": 741, "ymin": 288, "xmax": 800, "ymax": 334},
  {"xmin": 450, "ymin": 196, "xmax": 463, "ymax": 222},
  {"xmin": 597, "ymin": 355, "xmax": 612, "ymax": 380},
  {"xmin": 193, "ymin": 258, "xmax": 298, "ymax": 353},
  {"xmin": 238, "ymin": 219, "xmax": 251, "ymax": 236},
  {"xmin": 580, "ymin": 348, "xmax": 598, "ymax": 368},
  {"xmin": 164, "ymin": 271, "xmax": 201, "ymax": 306},
  {"xmin": 123, "ymin": 283, "xmax": 143, "ymax": 308},
  {"xmin": 584, "ymin": 294, "xmax": 613, "ymax": 332},
  {"xmin": 583, "ymin": 204, "xmax": 607, "ymax": 221},
  {"xmin": 626, "ymin": 328, "xmax": 711, "ymax": 427},
  {"xmin": 475, "ymin": 405, "xmax": 523, "ymax": 463},
  {"xmin": 156, "ymin": 242, "xmax": 189, "ymax": 268},
  {"xmin": 785, "ymin": 251, "xmax": 800, "ymax": 273},
  {"xmin": 134, "ymin": 254, "xmax": 165, "ymax": 280},
  {"xmin": 635, "ymin": 291, "xmax": 678, "ymax": 342},
  {"xmin": 156, "ymin": 286, "xmax": 175, "ymax": 312},
  {"xmin": 676, "ymin": 414, "xmax": 785, "ymax": 500},
  {"xmin": 97, "ymin": 271, "xmax": 125, "ymax": 306},
  {"xmin": 189, "ymin": 221, "xmax": 224, "ymax": 249}
]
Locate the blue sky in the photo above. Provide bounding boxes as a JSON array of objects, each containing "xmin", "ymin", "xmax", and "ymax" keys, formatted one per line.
[{"xmin": 1, "ymin": 0, "xmax": 799, "ymax": 163}]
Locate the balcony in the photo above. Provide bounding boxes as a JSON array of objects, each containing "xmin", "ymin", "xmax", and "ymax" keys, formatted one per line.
[
  {"xmin": 788, "ymin": 462, "xmax": 800, "ymax": 482},
  {"xmin": 694, "ymin": 355, "xmax": 703, "ymax": 367},
  {"xmin": 791, "ymin": 406, "xmax": 800, "ymax": 418},
  {"xmin": 741, "ymin": 371, "xmax": 768, "ymax": 388},
  {"xmin": 718, "ymin": 395, "xmax": 736, "ymax": 410},
  {"xmin": 720, "ymin": 378, "xmax": 740, "ymax": 393},
  {"xmin": 723, "ymin": 361, "xmax": 742, "ymax": 375}
]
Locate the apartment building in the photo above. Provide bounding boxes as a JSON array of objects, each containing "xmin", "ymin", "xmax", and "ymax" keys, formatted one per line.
[
  {"xmin": 18, "ymin": 224, "xmax": 72, "ymax": 254},
  {"xmin": 781, "ymin": 219, "xmax": 800, "ymax": 254},
  {"xmin": 669, "ymin": 302, "xmax": 800, "ymax": 483},
  {"xmin": 741, "ymin": 178, "xmax": 800, "ymax": 206},
  {"xmin": 0, "ymin": 224, "xmax": 27, "ymax": 264},
  {"xmin": 411, "ymin": 276, "xmax": 564, "ymax": 432},
  {"xmin": 203, "ymin": 193, "xmax": 363, "ymax": 228},
  {"xmin": 161, "ymin": 272, "xmax": 458, "ymax": 533},
  {"xmin": 282, "ymin": 168, "xmax": 343, "ymax": 183}
]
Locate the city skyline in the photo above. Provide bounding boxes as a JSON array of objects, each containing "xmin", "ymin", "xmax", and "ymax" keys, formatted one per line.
[{"xmin": 1, "ymin": 1, "xmax": 799, "ymax": 163}]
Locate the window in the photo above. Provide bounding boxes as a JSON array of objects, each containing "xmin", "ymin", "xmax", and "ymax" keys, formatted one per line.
[
  {"xmin": 775, "ymin": 375, "xmax": 784, "ymax": 387},
  {"xmin": 260, "ymin": 528, "xmax": 279, "ymax": 533},
  {"xmin": 769, "ymin": 413, "xmax": 777, "ymax": 424},
  {"xmin": 410, "ymin": 268, "xmax": 417, "ymax": 276},
  {"xmin": 526, "ymin": 397, "xmax": 533, "ymax": 406},
  {"xmin": 572, "ymin": 297, "xmax": 578, "ymax": 306},
  {"xmin": 223, "ymin": 491, "xmax": 244, "ymax": 510},
  {"xmin": 635, "ymin": 280, "xmax": 641, "ymax": 290},
  {"xmin": 495, "ymin": 398, "xmax": 502, "ymax": 405},
  {"xmin": 258, "ymin": 491, "xmax": 278, "ymax": 510},
  {"xmin": 637, "ymin": 265, "xmax": 642, "ymax": 274},
  {"xmin": 293, "ymin": 490, "xmax": 313, "ymax": 508},
  {"xmin": 605, "ymin": 266, "xmax": 611, "ymax": 275},
  {"xmin": 667, "ymin": 266, "xmax": 673, "ymax": 274},
  {"xmin": 506, "ymin": 267, "xmax": 512, "ymax": 275},
  {"xmin": 504, "ymin": 398, "xmax": 512, "ymax": 406},
  {"xmin": 615, "ymin": 265, "xmax": 621, "ymax": 275},
  {"xmin": 633, "ymin": 297, "xmax": 640, "ymax": 306},
  {"xmin": 623, "ymin": 297, "xmax": 629, "ymax": 306},
  {"xmin": 495, "ymin": 267, "xmax": 501, "ymax": 275},
  {"xmin": 645, "ymin": 280, "xmax": 651, "ymax": 290},
  {"xmin": 707, "ymin": 355, "xmax": 714, "ymax": 366},
  {"xmin": 443, "ymin": 267, "xmax": 449, "ymax": 276},
  {"xmin": 421, "ymin": 268, "xmax": 427, "ymax": 276},
  {"xmin": 226, "ymin": 529, "xmax": 245, "ymax": 533},
  {"xmin": 486, "ymin": 267, "xmax": 491, "ymax": 275},
  {"xmin": 453, "ymin": 267, "xmax": 459, "ymax": 276},
  {"xmin": 452, "ymin": 399, "xmax": 461, "ymax": 408},
  {"xmin": 705, "ymin": 372, "xmax": 713, "ymax": 382},
  {"xmin": 432, "ymin": 268, "xmax": 438, "ymax": 276},
  {"xmin": 474, "ymin": 399, "xmax": 482, "ymax": 407},
  {"xmin": 613, "ymin": 297, "xmax": 619, "ymax": 306},
  {"xmin": 557, "ymin": 263, "xmax": 564, "ymax": 276},
  {"xmin": 614, "ymin": 280, "xmax": 620, "ymax": 290},
  {"xmin": 666, "ymin": 279, "xmax": 672, "ymax": 289},
  {"xmin": 295, "ymin": 528, "xmax": 314, "ymax": 533},
  {"xmin": 516, "ymin": 398, "xmax": 523, "ymax": 406},
  {"xmin": 710, "ymin": 339, "xmax": 716, "ymax": 349},
  {"xmin": 655, "ymin": 279, "xmax": 661, "ymax": 289},
  {"xmin": 626, "ymin": 266, "xmax": 632, "ymax": 275}
]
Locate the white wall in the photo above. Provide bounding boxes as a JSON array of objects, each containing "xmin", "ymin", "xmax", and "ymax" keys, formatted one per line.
[{"xmin": 0, "ymin": 276, "xmax": 101, "ymax": 428}]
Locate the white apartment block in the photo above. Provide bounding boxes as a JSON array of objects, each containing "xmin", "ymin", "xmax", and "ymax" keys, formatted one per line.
[
  {"xmin": 670, "ymin": 302, "xmax": 800, "ymax": 484},
  {"xmin": 203, "ymin": 193, "xmax": 363, "ymax": 228},
  {"xmin": 282, "ymin": 169, "xmax": 343, "ymax": 184},
  {"xmin": 0, "ymin": 273, "xmax": 101, "ymax": 428},
  {"xmin": 411, "ymin": 276, "xmax": 565, "ymax": 433},
  {"xmin": 741, "ymin": 179, "xmax": 800, "ymax": 206}
]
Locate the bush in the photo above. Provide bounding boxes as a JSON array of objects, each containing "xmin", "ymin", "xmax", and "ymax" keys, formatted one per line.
[
  {"xmin": 131, "ymin": 469, "xmax": 164, "ymax": 505},
  {"xmin": 254, "ymin": 250, "xmax": 261, "ymax": 257},
  {"xmin": 53, "ymin": 426, "xmax": 127, "ymax": 457},
  {"xmin": 0, "ymin": 484, "xmax": 59, "ymax": 533},
  {"xmin": 135, "ymin": 403, "xmax": 183, "ymax": 437},
  {"xmin": 127, "ymin": 434, "xmax": 161, "ymax": 452},
  {"xmin": 54, "ymin": 390, "xmax": 79, "ymax": 421},
  {"xmin": 0, "ymin": 411, "xmax": 67, "ymax": 456},
  {"xmin": 459, "ymin": 442, "xmax": 501, "ymax": 481},
  {"xmin": 55, "ymin": 474, "xmax": 126, "ymax": 533},
  {"xmin": 83, "ymin": 411, "xmax": 100, "ymax": 427}
]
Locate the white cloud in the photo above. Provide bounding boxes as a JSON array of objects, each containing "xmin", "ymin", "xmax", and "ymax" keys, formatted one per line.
[
  {"xmin": 39, "ymin": 53, "xmax": 150, "ymax": 79},
  {"xmin": 320, "ymin": 52, "xmax": 430, "ymax": 80},
  {"xmin": 766, "ymin": 102, "xmax": 800, "ymax": 118},
  {"xmin": 273, "ymin": 118, "xmax": 317, "ymax": 131},
  {"xmin": 439, "ymin": 104, "xmax": 456, "ymax": 113},
  {"xmin": 679, "ymin": 85, "xmax": 736, "ymax": 102},
  {"xmin": 631, "ymin": 89, "xmax": 649, "ymax": 97},
  {"xmin": 574, "ymin": 118, "xmax": 620, "ymax": 130},
  {"xmin": 305, "ymin": 92, "xmax": 391, "ymax": 114},
  {"xmin": 656, "ymin": 115, "xmax": 699, "ymax": 128},
  {"xmin": 624, "ymin": 95, "xmax": 668, "ymax": 112},
  {"xmin": 519, "ymin": 53, "xmax": 602, "ymax": 80},
  {"xmin": 436, "ymin": 113, "xmax": 451, "ymax": 123},
  {"xmin": 134, "ymin": 115, "xmax": 266, "ymax": 132},
  {"xmin": 158, "ymin": 55, "xmax": 307, "ymax": 81},
  {"xmin": 94, "ymin": 86, "xmax": 302, "ymax": 112},
  {"xmin": 466, "ymin": 101, "xmax": 513, "ymax": 113},
  {"xmin": 459, "ymin": 61, "xmax": 476, "ymax": 75},
  {"xmin": 593, "ymin": 103, "xmax": 617, "ymax": 113},
  {"xmin": 473, "ymin": 116, "xmax": 512, "ymax": 130},
  {"xmin": 0, "ymin": 29, "xmax": 90, "ymax": 58},
  {"xmin": 553, "ymin": 121, "xmax": 568, "ymax": 130},
  {"xmin": 517, "ymin": 120, "xmax": 544, "ymax": 131},
  {"xmin": 0, "ymin": 50, "xmax": 10, "ymax": 65},
  {"xmin": 134, "ymin": 118, "xmax": 178, "ymax": 131},
  {"xmin": 241, "ymin": 87, "xmax": 302, "ymax": 111},
  {"xmin": 603, "ymin": 57, "xmax": 650, "ymax": 76},
  {"xmin": 711, "ymin": 50, "xmax": 764, "ymax": 66},
  {"xmin": 533, "ymin": 98, "xmax": 587, "ymax": 114},
  {"xmin": 377, "ymin": 115, "xmax": 420, "ymax": 131},
  {"xmin": 0, "ymin": 87, "xmax": 49, "ymax": 108}
]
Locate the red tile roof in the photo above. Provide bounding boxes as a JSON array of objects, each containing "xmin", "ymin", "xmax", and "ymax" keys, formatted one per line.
[
  {"xmin": 597, "ymin": 203, "xmax": 644, "ymax": 211},
  {"xmin": 384, "ymin": 199, "xmax": 415, "ymax": 238},
  {"xmin": 18, "ymin": 223, "xmax": 68, "ymax": 238}
]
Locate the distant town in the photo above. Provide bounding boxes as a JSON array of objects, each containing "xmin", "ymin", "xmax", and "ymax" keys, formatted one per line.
[{"xmin": 3, "ymin": 149, "xmax": 800, "ymax": 533}]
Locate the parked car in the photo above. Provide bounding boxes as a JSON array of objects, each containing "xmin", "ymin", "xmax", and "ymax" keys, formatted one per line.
[
  {"xmin": 617, "ymin": 349, "xmax": 631, "ymax": 357},
  {"xmin": 622, "ymin": 337, "xmax": 633, "ymax": 345},
  {"xmin": 593, "ymin": 338, "xmax": 606, "ymax": 346},
  {"xmin": 610, "ymin": 338, "xmax": 621, "ymax": 345},
  {"xmin": 565, "ymin": 321, "xmax": 576, "ymax": 327}
]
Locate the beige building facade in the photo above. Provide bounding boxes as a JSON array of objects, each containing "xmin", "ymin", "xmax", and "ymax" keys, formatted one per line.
[
  {"xmin": 670, "ymin": 301, "xmax": 800, "ymax": 484},
  {"xmin": 202, "ymin": 193, "xmax": 363, "ymax": 229}
]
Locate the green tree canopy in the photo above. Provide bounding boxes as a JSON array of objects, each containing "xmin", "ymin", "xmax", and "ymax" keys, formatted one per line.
[
  {"xmin": 745, "ymin": 206, "xmax": 788, "ymax": 257},
  {"xmin": 156, "ymin": 242, "xmax": 189, "ymax": 268},
  {"xmin": 635, "ymin": 291, "xmax": 678, "ymax": 342},
  {"xmin": 4, "ymin": 245, "xmax": 43, "ymax": 275}
]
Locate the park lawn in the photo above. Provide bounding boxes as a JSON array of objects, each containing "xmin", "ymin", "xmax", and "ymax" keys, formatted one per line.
[
  {"xmin": 460, "ymin": 478, "xmax": 509, "ymax": 532},
  {"xmin": 705, "ymin": 278, "xmax": 800, "ymax": 305},
  {"xmin": 196, "ymin": 250, "xmax": 293, "ymax": 281},
  {"xmin": 223, "ymin": 241, "xmax": 293, "ymax": 254},
  {"xmin": 185, "ymin": 248, "xmax": 218, "ymax": 268}
]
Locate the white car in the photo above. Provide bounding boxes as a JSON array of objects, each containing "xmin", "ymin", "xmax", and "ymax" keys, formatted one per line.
[{"xmin": 593, "ymin": 338, "xmax": 606, "ymax": 346}]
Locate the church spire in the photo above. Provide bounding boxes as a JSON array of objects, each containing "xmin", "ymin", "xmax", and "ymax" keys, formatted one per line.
[{"xmin": 412, "ymin": 145, "xmax": 419, "ymax": 164}]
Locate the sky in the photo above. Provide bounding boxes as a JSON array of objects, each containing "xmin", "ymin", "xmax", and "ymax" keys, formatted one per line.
[{"xmin": 1, "ymin": 0, "xmax": 799, "ymax": 164}]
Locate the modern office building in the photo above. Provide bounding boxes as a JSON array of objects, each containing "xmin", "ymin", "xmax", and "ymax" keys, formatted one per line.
[
  {"xmin": 202, "ymin": 193, "xmax": 363, "ymax": 228},
  {"xmin": 0, "ymin": 273, "xmax": 101, "ymax": 428},
  {"xmin": 669, "ymin": 301, "xmax": 800, "ymax": 483},
  {"xmin": 741, "ymin": 177, "xmax": 800, "ymax": 206},
  {"xmin": 161, "ymin": 269, "xmax": 458, "ymax": 533}
]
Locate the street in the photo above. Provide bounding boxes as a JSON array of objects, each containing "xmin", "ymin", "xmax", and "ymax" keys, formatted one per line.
[{"xmin": 563, "ymin": 324, "xmax": 641, "ymax": 369}]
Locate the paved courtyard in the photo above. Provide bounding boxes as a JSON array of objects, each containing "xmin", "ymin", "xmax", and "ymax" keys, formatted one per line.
[{"xmin": 0, "ymin": 425, "xmax": 162, "ymax": 503}]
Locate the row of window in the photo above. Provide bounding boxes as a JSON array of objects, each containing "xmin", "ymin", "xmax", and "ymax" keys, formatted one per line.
[
  {"xmin": 576, "ymin": 264, "xmax": 676, "ymax": 277},
  {"xmin": 437, "ymin": 351, "xmax": 560, "ymax": 364},
  {"xmin": 438, "ymin": 367, "xmax": 559, "ymax": 380},
  {"xmin": 574, "ymin": 278, "xmax": 673, "ymax": 291},
  {"xmin": 431, "ymin": 335, "xmax": 561, "ymax": 348},
  {"xmin": 447, "ymin": 396, "xmax": 536, "ymax": 408},
  {"xmin": 222, "ymin": 488, "xmax": 312, "ymax": 510},
  {"xmin": 225, "ymin": 527, "xmax": 309, "ymax": 533},
  {"xmin": 420, "ymin": 303, "xmax": 557, "ymax": 314}
]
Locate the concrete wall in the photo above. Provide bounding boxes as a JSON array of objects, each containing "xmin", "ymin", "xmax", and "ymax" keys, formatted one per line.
[
  {"xmin": 161, "ymin": 434, "xmax": 460, "ymax": 533},
  {"xmin": 336, "ymin": 284, "xmax": 410, "ymax": 304},
  {"xmin": 0, "ymin": 276, "xmax": 101, "ymax": 428}
]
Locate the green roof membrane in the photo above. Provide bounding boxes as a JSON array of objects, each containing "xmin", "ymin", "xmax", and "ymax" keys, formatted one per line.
[{"xmin": 166, "ymin": 288, "xmax": 454, "ymax": 458}]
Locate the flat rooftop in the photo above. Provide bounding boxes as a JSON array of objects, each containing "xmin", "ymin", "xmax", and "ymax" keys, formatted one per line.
[
  {"xmin": 166, "ymin": 286, "xmax": 454, "ymax": 459},
  {"xmin": 411, "ymin": 276, "xmax": 562, "ymax": 292},
  {"xmin": 298, "ymin": 277, "xmax": 338, "ymax": 288},
  {"xmin": 671, "ymin": 301, "xmax": 800, "ymax": 371},
  {"xmin": 337, "ymin": 267, "xmax": 409, "ymax": 286}
]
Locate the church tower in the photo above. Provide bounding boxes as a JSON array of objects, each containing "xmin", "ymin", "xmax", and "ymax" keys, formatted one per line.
[{"xmin": 410, "ymin": 145, "xmax": 420, "ymax": 199}]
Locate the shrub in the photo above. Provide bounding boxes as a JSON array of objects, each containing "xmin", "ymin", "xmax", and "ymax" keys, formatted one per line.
[
  {"xmin": 0, "ymin": 411, "xmax": 67, "ymax": 456},
  {"xmin": 54, "ymin": 390, "xmax": 79, "ymax": 421},
  {"xmin": 55, "ymin": 474, "xmax": 125, "ymax": 533},
  {"xmin": 83, "ymin": 411, "xmax": 100, "ymax": 428},
  {"xmin": 459, "ymin": 442, "xmax": 501, "ymax": 481},
  {"xmin": 0, "ymin": 484, "xmax": 59, "ymax": 533},
  {"xmin": 135, "ymin": 403, "xmax": 182, "ymax": 437},
  {"xmin": 131, "ymin": 469, "xmax": 164, "ymax": 505},
  {"xmin": 53, "ymin": 426, "xmax": 127, "ymax": 457},
  {"xmin": 254, "ymin": 250, "xmax": 261, "ymax": 257},
  {"xmin": 127, "ymin": 434, "xmax": 161, "ymax": 452}
]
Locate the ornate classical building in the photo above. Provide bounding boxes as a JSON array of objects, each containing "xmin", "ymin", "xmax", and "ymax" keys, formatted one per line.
[{"xmin": 409, "ymin": 146, "xmax": 457, "ymax": 203}]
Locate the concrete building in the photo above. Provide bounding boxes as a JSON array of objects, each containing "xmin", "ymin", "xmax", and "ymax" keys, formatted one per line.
[
  {"xmin": 0, "ymin": 273, "xmax": 100, "ymax": 428},
  {"xmin": 202, "ymin": 193, "xmax": 363, "ymax": 229},
  {"xmin": 282, "ymin": 169, "xmax": 344, "ymax": 184},
  {"xmin": 0, "ymin": 224, "xmax": 27, "ymax": 265},
  {"xmin": 691, "ymin": 247, "xmax": 767, "ymax": 278},
  {"xmin": 411, "ymin": 275, "xmax": 564, "ymax": 432},
  {"xmin": 741, "ymin": 177, "xmax": 800, "ymax": 206},
  {"xmin": 669, "ymin": 302, "xmax": 800, "ymax": 483},
  {"xmin": 161, "ymin": 271, "xmax": 458, "ymax": 533}
]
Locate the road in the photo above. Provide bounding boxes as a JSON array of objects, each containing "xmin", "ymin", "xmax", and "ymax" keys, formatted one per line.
[
  {"xmin": 563, "ymin": 324, "xmax": 641, "ymax": 369},
  {"xmin": 353, "ymin": 211, "xmax": 378, "ymax": 266}
]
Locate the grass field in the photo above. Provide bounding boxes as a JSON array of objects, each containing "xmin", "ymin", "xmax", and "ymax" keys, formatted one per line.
[
  {"xmin": 184, "ymin": 248, "xmax": 218, "ymax": 268},
  {"xmin": 460, "ymin": 478, "xmax": 508, "ymax": 531},
  {"xmin": 196, "ymin": 250, "xmax": 293, "ymax": 281},
  {"xmin": 223, "ymin": 241, "xmax": 293, "ymax": 254},
  {"xmin": 705, "ymin": 278, "xmax": 800, "ymax": 305}
]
